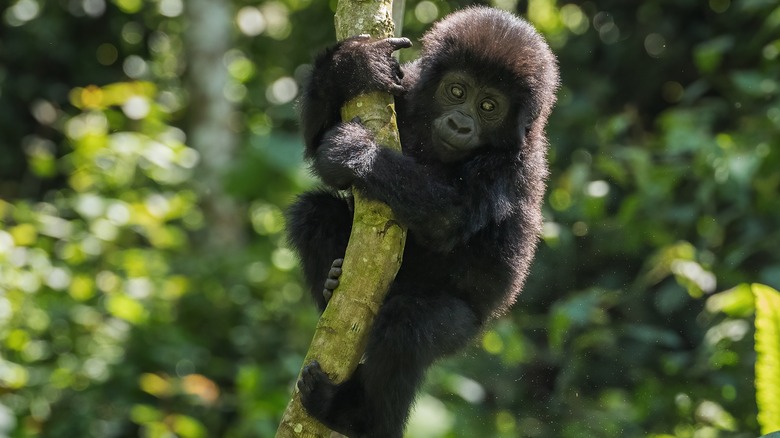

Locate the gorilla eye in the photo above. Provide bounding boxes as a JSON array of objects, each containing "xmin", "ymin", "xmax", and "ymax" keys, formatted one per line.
[
  {"xmin": 450, "ymin": 85, "xmax": 465, "ymax": 98},
  {"xmin": 480, "ymin": 100, "xmax": 496, "ymax": 112}
]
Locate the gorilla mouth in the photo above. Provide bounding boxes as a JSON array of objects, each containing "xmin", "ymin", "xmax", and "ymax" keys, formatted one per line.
[
  {"xmin": 438, "ymin": 138, "xmax": 457, "ymax": 151},
  {"xmin": 434, "ymin": 133, "xmax": 467, "ymax": 152},
  {"xmin": 434, "ymin": 138, "xmax": 466, "ymax": 160},
  {"xmin": 432, "ymin": 136, "xmax": 473, "ymax": 163}
]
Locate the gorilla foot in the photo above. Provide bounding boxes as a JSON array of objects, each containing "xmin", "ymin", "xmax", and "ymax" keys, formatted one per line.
[
  {"xmin": 322, "ymin": 258, "xmax": 343, "ymax": 303},
  {"xmin": 297, "ymin": 361, "xmax": 337, "ymax": 420}
]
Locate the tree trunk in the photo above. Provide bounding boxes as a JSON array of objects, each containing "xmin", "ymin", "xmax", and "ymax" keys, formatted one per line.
[
  {"xmin": 184, "ymin": 0, "xmax": 245, "ymax": 250},
  {"xmin": 275, "ymin": 1, "xmax": 407, "ymax": 437}
]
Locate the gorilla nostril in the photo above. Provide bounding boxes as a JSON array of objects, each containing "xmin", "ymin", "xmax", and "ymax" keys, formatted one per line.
[{"xmin": 447, "ymin": 117, "xmax": 471, "ymax": 135}]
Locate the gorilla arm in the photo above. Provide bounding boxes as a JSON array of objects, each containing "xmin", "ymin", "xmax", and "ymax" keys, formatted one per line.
[{"xmin": 313, "ymin": 121, "xmax": 515, "ymax": 252}]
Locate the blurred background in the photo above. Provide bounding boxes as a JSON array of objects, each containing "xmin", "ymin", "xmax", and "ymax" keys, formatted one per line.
[{"xmin": 1, "ymin": 0, "xmax": 779, "ymax": 437}]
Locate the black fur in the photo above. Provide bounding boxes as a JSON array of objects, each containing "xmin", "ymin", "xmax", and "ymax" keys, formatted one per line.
[{"xmin": 287, "ymin": 7, "xmax": 559, "ymax": 437}]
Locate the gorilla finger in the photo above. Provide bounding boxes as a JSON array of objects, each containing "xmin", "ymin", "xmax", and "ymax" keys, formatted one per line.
[
  {"xmin": 394, "ymin": 61, "xmax": 405, "ymax": 80},
  {"xmin": 388, "ymin": 83, "xmax": 406, "ymax": 95},
  {"xmin": 298, "ymin": 374, "xmax": 312, "ymax": 392},
  {"xmin": 298, "ymin": 371, "xmax": 312, "ymax": 391},
  {"xmin": 328, "ymin": 267, "xmax": 342, "ymax": 279},
  {"xmin": 303, "ymin": 360, "xmax": 319, "ymax": 375},
  {"xmin": 385, "ymin": 37, "xmax": 412, "ymax": 52},
  {"xmin": 378, "ymin": 71, "xmax": 405, "ymax": 93},
  {"xmin": 306, "ymin": 360, "xmax": 322, "ymax": 376},
  {"xmin": 332, "ymin": 258, "xmax": 344, "ymax": 267},
  {"xmin": 322, "ymin": 288, "xmax": 332, "ymax": 302},
  {"xmin": 324, "ymin": 278, "xmax": 339, "ymax": 290}
]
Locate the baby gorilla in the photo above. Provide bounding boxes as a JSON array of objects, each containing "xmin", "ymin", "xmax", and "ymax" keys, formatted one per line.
[{"xmin": 286, "ymin": 6, "xmax": 559, "ymax": 437}]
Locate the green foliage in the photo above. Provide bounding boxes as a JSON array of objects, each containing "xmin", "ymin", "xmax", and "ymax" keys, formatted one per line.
[
  {"xmin": 1, "ymin": 0, "xmax": 779, "ymax": 437},
  {"xmin": 0, "ymin": 80, "xmax": 205, "ymax": 435},
  {"xmin": 754, "ymin": 284, "xmax": 780, "ymax": 435}
]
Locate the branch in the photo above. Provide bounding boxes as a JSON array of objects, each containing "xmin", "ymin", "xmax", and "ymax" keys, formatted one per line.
[{"xmin": 275, "ymin": 1, "xmax": 407, "ymax": 437}]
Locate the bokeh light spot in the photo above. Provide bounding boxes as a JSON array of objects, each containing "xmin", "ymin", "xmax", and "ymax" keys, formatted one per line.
[
  {"xmin": 158, "ymin": 0, "xmax": 183, "ymax": 17},
  {"xmin": 414, "ymin": 1, "xmax": 439, "ymax": 24},
  {"xmin": 123, "ymin": 55, "xmax": 148, "ymax": 79},
  {"xmin": 82, "ymin": 0, "xmax": 106, "ymax": 17},
  {"xmin": 662, "ymin": 81, "xmax": 684, "ymax": 103},
  {"xmin": 266, "ymin": 77, "xmax": 298, "ymax": 105},
  {"xmin": 8, "ymin": 0, "xmax": 40, "ymax": 24},
  {"xmin": 122, "ymin": 96, "xmax": 151, "ymax": 120},
  {"xmin": 96, "ymin": 43, "xmax": 118, "ymax": 66},
  {"xmin": 560, "ymin": 4, "xmax": 589, "ymax": 35},
  {"xmin": 645, "ymin": 33, "xmax": 667, "ymax": 58},
  {"xmin": 236, "ymin": 7, "xmax": 266, "ymax": 36}
]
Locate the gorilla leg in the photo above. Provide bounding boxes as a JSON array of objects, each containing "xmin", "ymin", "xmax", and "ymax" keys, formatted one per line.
[
  {"xmin": 298, "ymin": 292, "xmax": 481, "ymax": 437},
  {"xmin": 286, "ymin": 190, "xmax": 352, "ymax": 311}
]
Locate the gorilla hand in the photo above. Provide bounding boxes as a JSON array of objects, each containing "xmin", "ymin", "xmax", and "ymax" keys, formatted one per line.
[
  {"xmin": 330, "ymin": 36, "xmax": 412, "ymax": 100},
  {"xmin": 313, "ymin": 120, "xmax": 377, "ymax": 190}
]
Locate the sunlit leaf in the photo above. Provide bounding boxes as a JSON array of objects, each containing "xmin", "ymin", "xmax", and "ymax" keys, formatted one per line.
[
  {"xmin": 706, "ymin": 284, "xmax": 754, "ymax": 317},
  {"xmin": 139, "ymin": 373, "xmax": 173, "ymax": 398},
  {"xmin": 754, "ymin": 283, "xmax": 780, "ymax": 435},
  {"xmin": 5, "ymin": 329, "xmax": 30, "ymax": 351},
  {"xmin": 181, "ymin": 374, "xmax": 220, "ymax": 405},
  {"xmin": 105, "ymin": 294, "xmax": 148, "ymax": 324},
  {"xmin": 695, "ymin": 400, "xmax": 736, "ymax": 431},
  {"xmin": 0, "ymin": 360, "xmax": 29, "ymax": 389},
  {"xmin": 29, "ymin": 152, "xmax": 57, "ymax": 178},
  {"xmin": 112, "ymin": 0, "xmax": 144, "ymax": 14},
  {"xmin": 9, "ymin": 223, "xmax": 37, "ymax": 246},
  {"xmin": 162, "ymin": 276, "xmax": 189, "ymax": 299},
  {"xmin": 172, "ymin": 414, "xmax": 207, "ymax": 438},
  {"xmin": 130, "ymin": 404, "xmax": 163, "ymax": 424},
  {"xmin": 527, "ymin": 0, "xmax": 563, "ymax": 34},
  {"xmin": 481, "ymin": 330, "xmax": 504, "ymax": 355}
]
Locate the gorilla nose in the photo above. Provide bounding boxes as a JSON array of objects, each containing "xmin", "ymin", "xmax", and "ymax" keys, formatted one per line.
[{"xmin": 446, "ymin": 114, "xmax": 473, "ymax": 135}]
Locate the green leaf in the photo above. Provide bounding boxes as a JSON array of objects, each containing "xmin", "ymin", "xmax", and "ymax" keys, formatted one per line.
[
  {"xmin": 753, "ymin": 283, "xmax": 780, "ymax": 435},
  {"xmin": 172, "ymin": 414, "xmax": 207, "ymax": 438},
  {"xmin": 706, "ymin": 284, "xmax": 755, "ymax": 318},
  {"xmin": 693, "ymin": 36, "xmax": 734, "ymax": 73},
  {"xmin": 105, "ymin": 294, "xmax": 148, "ymax": 324}
]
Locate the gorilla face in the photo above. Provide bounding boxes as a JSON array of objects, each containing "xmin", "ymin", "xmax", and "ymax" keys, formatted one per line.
[{"xmin": 431, "ymin": 71, "xmax": 511, "ymax": 162}]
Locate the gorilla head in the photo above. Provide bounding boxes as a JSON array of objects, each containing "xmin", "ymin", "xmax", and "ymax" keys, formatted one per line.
[{"xmin": 405, "ymin": 7, "xmax": 559, "ymax": 162}]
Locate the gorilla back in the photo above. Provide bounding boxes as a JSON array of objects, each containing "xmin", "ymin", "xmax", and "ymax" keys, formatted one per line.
[{"xmin": 286, "ymin": 6, "xmax": 558, "ymax": 437}]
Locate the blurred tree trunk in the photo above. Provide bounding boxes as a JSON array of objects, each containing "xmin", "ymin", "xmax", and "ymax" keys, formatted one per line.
[
  {"xmin": 184, "ymin": 0, "xmax": 245, "ymax": 249},
  {"xmin": 275, "ymin": 1, "xmax": 407, "ymax": 437}
]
